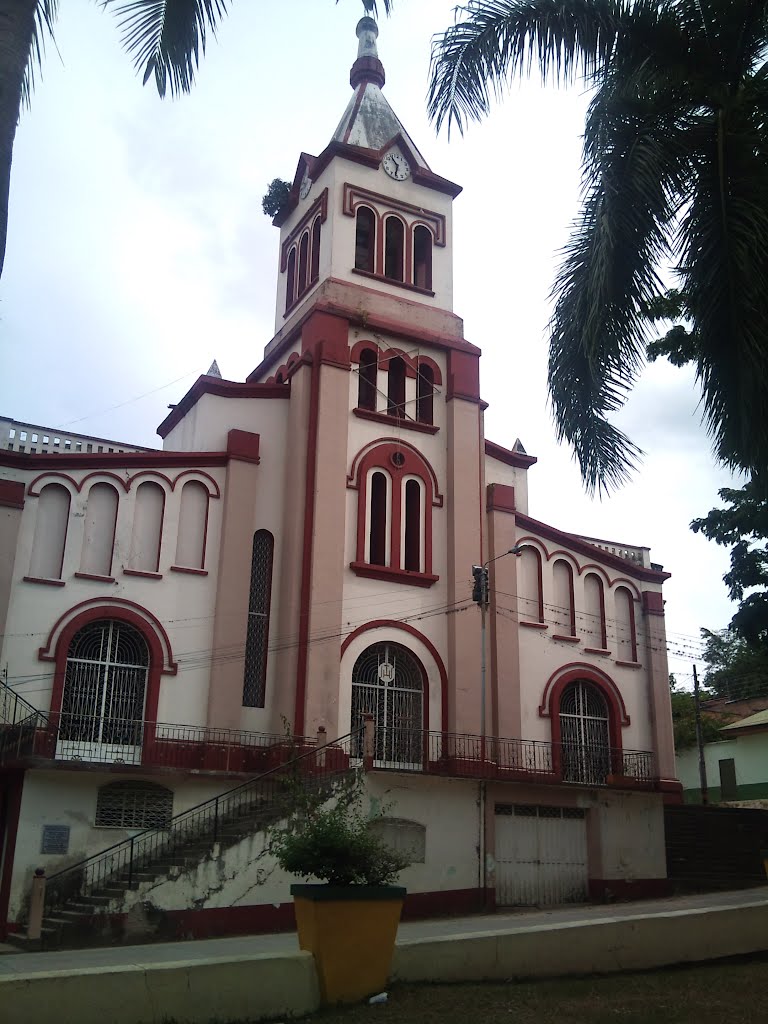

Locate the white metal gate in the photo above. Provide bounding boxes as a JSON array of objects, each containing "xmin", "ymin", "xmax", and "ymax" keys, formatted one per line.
[
  {"xmin": 58, "ymin": 619, "xmax": 149, "ymax": 764},
  {"xmin": 350, "ymin": 642, "xmax": 423, "ymax": 768},
  {"xmin": 494, "ymin": 804, "xmax": 588, "ymax": 906}
]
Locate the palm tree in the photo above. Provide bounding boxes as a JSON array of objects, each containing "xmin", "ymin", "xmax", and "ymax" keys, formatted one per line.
[
  {"xmin": 0, "ymin": 0, "xmax": 392, "ymax": 283},
  {"xmin": 428, "ymin": 1, "xmax": 768, "ymax": 494}
]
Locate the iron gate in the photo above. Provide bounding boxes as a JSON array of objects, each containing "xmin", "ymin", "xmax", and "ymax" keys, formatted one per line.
[
  {"xmin": 350, "ymin": 642, "xmax": 423, "ymax": 768},
  {"xmin": 495, "ymin": 803, "xmax": 588, "ymax": 906}
]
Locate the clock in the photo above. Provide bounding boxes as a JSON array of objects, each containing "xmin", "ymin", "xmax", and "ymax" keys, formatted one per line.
[
  {"xmin": 383, "ymin": 151, "xmax": 411, "ymax": 181},
  {"xmin": 299, "ymin": 172, "xmax": 312, "ymax": 199}
]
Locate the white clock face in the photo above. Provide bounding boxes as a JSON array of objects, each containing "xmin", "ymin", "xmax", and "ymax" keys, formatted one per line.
[
  {"xmin": 383, "ymin": 151, "xmax": 411, "ymax": 181},
  {"xmin": 299, "ymin": 172, "xmax": 312, "ymax": 199}
]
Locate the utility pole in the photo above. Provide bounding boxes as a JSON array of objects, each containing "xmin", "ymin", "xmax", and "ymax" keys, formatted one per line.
[{"xmin": 692, "ymin": 664, "xmax": 708, "ymax": 805}]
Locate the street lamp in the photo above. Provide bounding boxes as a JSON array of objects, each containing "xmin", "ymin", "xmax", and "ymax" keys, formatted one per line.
[{"xmin": 472, "ymin": 546, "xmax": 524, "ymax": 743}]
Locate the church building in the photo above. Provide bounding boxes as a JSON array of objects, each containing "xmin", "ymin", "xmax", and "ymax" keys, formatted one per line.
[{"xmin": 0, "ymin": 19, "xmax": 679, "ymax": 945}]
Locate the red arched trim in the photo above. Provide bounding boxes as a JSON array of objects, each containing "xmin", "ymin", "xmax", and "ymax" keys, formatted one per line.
[
  {"xmin": 169, "ymin": 470, "xmax": 221, "ymax": 498},
  {"xmin": 583, "ymin": 571, "xmax": 608, "ymax": 647},
  {"xmin": 539, "ymin": 663, "xmax": 630, "ymax": 737},
  {"xmin": 615, "ymin": 586, "xmax": 638, "ymax": 662},
  {"xmin": 517, "ymin": 541, "xmax": 545, "ymax": 623},
  {"xmin": 348, "ymin": 438, "xmax": 443, "ymax": 505},
  {"xmin": 350, "ymin": 339, "xmax": 380, "ymax": 364},
  {"xmin": 41, "ymin": 603, "xmax": 177, "ymax": 736},
  {"xmin": 415, "ymin": 355, "xmax": 443, "ymax": 386},
  {"xmin": 553, "ymin": 557, "xmax": 576, "ymax": 635},
  {"xmin": 28, "ymin": 470, "xmax": 129, "ymax": 497},
  {"xmin": 511, "ymin": 531, "xmax": 645, "ymax": 596},
  {"xmin": 340, "ymin": 620, "xmax": 448, "ymax": 731},
  {"xmin": 349, "ymin": 340, "xmax": 420, "ymax": 379},
  {"xmin": 124, "ymin": 471, "xmax": 173, "ymax": 491}
]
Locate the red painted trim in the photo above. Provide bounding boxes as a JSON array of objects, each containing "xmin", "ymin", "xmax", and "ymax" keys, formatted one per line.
[
  {"xmin": 348, "ymin": 438, "xmax": 443, "ymax": 506},
  {"xmin": 584, "ymin": 572, "xmax": 608, "ymax": 647},
  {"xmin": 485, "ymin": 440, "xmax": 538, "ymax": 469},
  {"xmin": 616, "ymin": 586, "xmax": 638, "ymax": 661},
  {"xmin": 520, "ymin": 620, "xmax": 547, "ymax": 630},
  {"xmin": 157, "ymin": 377, "xmax": 289, "ymax": 439},
  {"xmin": 8, "ymin": 453, "xmax": 228, "ymax": 479},
  {"xmin": 294, "ymin": 353, "xmax": 321, "ymax": 736},
  {"xmin": 123, "ymin": 569, "xmax": 162, "ymax": 580},
  {"xmin": 519, "ymin": 545, "xmax": 545, "ymax": 623},
  {"xmin": 226, "ymin": 429, "xmax": 261, "ymax": 465},
  {"xmin": 516, "ymin": 512, "xmax": 670, "ymax": 583},
  {"xmin": 39, "ymin": 598, "xmax": 177, "ymax": 675},
  {"xmin": 642, "ymin": 591, "xmax": 665, "ymax": 616},
  {"xmin": 416, "ymin": 355, "xmax": 442, "ymax": 387},
  {"xmin": 170, "ymin": 565, "xmax": 208, "ymax": 576},
  {"xmin": 588, "ymin": 878, "xmax": 671, "ymax": 902},
  {"xmin": 28, "ymin": 470, "xmax": 128, "ymax": 497},
  {"xmin": 539, "ymin": 663, "xmax": 630, "ymax": 731},
  {"xmin": 169, "ymin": 470, "xmax": 221, "ymax": 498},
  {"xmin": 0, "ymin": 480, "xmax": 24, "ymax": 509},
  {"xmin": 0, "ymin": 771, "xmax": 25, "ymax": 941},
  {"xmin": 486, "ymin": 483, "xmax": 515, "ymax": 513},
  {"xmin": 279, "ymin": 189, "xmax": 328, "ymax": 272},
  {"xmin": 401, "ymin": 887, "xmax": 488, "ymax": 920},
  {"xmin": 74, "ymin": 572, "xmax": 116, "ymax": 583},
  {"xmin": 584, "ymin": 647, "xmax": 611, "ymax": 656},
  {"xmin": 553, "ymin": 557, "xmax": 576, "ymax": 635},
  {"xmin": 349, "ymin": 562, "xmax": 439, "ymax": 588},
  {"xmin": 615, "ymin": 660, "xmax": 642, "ymax": 669},
  {"xmin": 343, "ymin": 184, "xmax": 448, "ymax": 244},
  {"xmin": 552, "ymin": 634, "xmax": 580, "ymax": 643},
  {"xmin": 23, "ymin": 576, "xmax": 65, "ymax": 587},
  {"xmin": 353, "ymin": 407, "xmax": 439, "ymax": 435},
  {"xmin": 340, "ymin": 620, "xmax": 449, "ymax": 731}
]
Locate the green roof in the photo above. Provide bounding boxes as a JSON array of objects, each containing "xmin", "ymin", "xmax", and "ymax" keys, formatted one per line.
[{"xmin": 721, "ymin": 708, "xmax": 768, "ymax": 732}]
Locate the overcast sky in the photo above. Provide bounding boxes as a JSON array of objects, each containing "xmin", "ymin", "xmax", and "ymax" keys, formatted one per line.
[{"xmin": 0, "ymin": 1, "xmax": 739, "ymax": 681}]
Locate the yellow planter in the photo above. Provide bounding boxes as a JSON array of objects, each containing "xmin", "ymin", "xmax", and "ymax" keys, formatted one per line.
[{"xmin": 291, "ymin": 883, "xmax": 406, "ymax": 1005}]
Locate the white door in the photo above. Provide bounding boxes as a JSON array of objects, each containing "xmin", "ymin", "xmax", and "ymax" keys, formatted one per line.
[{"xmin": 495, "ymin": 804, "xmax": 588, "ymax": 906}]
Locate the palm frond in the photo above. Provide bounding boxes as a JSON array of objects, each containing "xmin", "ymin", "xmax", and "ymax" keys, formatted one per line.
[
  {"xmin": 22, "ymin": 1, "xmax": 60, "ymax": 109},
  {"xmin": 428, "ymin": 0, "xmax": 624, "ymax": 135},
  {"xmin": 339, "ymin": 1, "xmax": 395, "ymax": 15},
  {"xmin": 103, "ymin": 0, "xmax": 231, "ymax": 98},
  {"xmin": 548, "ymin": 73, "xmax": 695, "ymax": 493}
]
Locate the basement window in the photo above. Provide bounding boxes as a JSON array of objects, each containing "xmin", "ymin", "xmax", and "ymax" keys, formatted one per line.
[{"xmin": 95, "ymin": 781, "xmax": 173, "ymax": 829}]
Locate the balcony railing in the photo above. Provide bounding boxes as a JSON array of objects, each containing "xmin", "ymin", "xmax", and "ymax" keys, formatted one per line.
[{"xmin": 362, "ymin": 728, "xmax": 656, "ymax": 788}]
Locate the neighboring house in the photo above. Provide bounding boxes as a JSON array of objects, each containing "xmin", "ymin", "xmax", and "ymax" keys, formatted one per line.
[
  {"xmin": 677, "ymin": 708, "xmax": 768, "ymax": 805},
  {"xmin": 0, "ymin": 19, "xmax": 680, "ymax": 944}
]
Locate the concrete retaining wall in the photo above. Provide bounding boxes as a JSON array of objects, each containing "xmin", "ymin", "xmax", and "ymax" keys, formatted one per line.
[
  {"xmin": 1, "ymin": 950, "xmax": 320, "ymax": 1024},
  {"xmin": 393, "ymin": 899, "xmax": 768, "ymax": 982}
]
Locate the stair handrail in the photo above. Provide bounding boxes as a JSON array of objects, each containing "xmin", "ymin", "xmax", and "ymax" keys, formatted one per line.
[
  {"xmin": 44, "ymin": 727, "xmax": 363, "ymax": 914},
  {"xmin": 0, "ymin": 675, "xmax": 46, "ymax": 727}
]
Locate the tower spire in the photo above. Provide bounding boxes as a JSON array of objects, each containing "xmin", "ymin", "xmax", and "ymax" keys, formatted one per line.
[{"xmin": 350, "ymin": 16, "xmax": 385, "ymax": 89}]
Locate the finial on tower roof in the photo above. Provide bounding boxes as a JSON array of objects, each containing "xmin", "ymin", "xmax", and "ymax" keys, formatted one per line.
[
  {"xmin": 350, "ymin": 16, "xmax": 385, "ymax": 89},
  {"xmin": 207, "ymin": 359, "xmax": 222, "ymax": 379}
]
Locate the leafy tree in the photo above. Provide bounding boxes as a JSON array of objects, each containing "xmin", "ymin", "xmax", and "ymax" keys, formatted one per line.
[
  {"xmin": 699, "ymin": 626, "xmax": 768, "ymax": 698},
  {"xmin": 262, "ymin": 179, "xmax": 291, "ymax": 219},
  {"xmin": 0, "ymin": 0, "xmax": 393, "ymax": 281},
  {"xmin": 669, "ymin": 675, "xmax": 722, "ymax": 751},
  {"xmin": 428, "ymin": 1, "xmax": 768, "ymax": 494}
]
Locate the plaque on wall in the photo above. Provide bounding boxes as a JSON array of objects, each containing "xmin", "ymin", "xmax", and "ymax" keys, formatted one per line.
[{"xmin": 41, "ymin": 824, "xmax": 70, "ymax": 855}]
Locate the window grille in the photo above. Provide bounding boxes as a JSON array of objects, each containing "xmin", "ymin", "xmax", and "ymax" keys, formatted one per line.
[
  {"xmin": 95, "ymin": 781, "xmax": 173, "ymax": 829},
  {"xmin": 559, "ymin": 681, "xmax": 610, "ymax": 785},
  {"xmin": 351, "ymin": 642, "xmax": 424, "ymax": 767},
  {"xmin": 59, "ymin": 620, "xmax": 149, "ymax": 760},
  {"xmin": 242, "ymin": 530, "xmax": 274, "ymax": 707}
]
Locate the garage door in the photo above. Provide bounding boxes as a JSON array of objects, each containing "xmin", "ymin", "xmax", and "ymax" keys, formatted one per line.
[{"xmin": 495, "ymin": 804, "xmax": 588, "ymax": 906}]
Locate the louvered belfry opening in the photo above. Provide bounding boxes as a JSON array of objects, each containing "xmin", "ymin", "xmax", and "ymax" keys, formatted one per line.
[
  {"xmin": 351, "ymin": 641, "xmax": 424, "ymax": 767},
  {"xmin": 59, "ymin": 619, "xmax": 149, "ymax": 763},
  {"xmin": 559, "ymin": 680, "xmax": 611, "ymax": 785}
]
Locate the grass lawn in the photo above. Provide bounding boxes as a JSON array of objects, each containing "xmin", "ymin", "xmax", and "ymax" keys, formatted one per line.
[{"xmin": 302, "ymin": 957, "xmax": 768, "ymax": 1024}]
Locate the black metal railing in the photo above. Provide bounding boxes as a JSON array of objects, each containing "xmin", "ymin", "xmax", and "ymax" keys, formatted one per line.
[
  {"xmin": 44, "ymin": 728, "xmax": 362, "ymax": 918},
  {"xmin": 367, "ymin": 728, "xmax": 656, "ymax": 787},
  {"xmin": 0, "ymin": 677, "xmax": 48, "ymax": 765},
  {"xmin": 0, "ymin": 677, "xmax": 44, "ymax": 726}
]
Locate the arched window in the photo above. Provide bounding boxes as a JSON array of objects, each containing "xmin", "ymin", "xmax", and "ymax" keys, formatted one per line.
[
  {"xmin": 310, "ymin": 216, "xmax": 321, "ymax": 282},
  {"xmin": 242, "ymin": 530, "xmax": 274, "ymax": 708},
  {"xmin": 368, "ymin": 471, "xmax": 389, "ymax": 566},
  {"xmin": 403, "ymin": 478, "xmax": 422, "ymax": 572},
  {"xmin": 615, "ymin": 587, "xmax": 638, "ymax": 662},
  {"xmin": 175, "ymin": 481, "xmax": 209, "ymax": 570},
  {"xmin": 357, "ymin": 348, "xmax": 378, "ymax": 411},
  {"xmin": 80, "ymin": 482, "xmax": 119, "ymax": 577},
  {"xmin": 95, "ymin": 780, "xmax": 172, "ymax": 829},
  {"xmin": 285, "ymin": 247, "xmax": 296, "ymax": 311},
  {"xmin": 355, "ymin": 206, "xmax": 375, "ymax": 273},
  {"xmin": 29, "ymin": 483, "xmax": 70, "ymax": 580},
  {"xmin": 351, "ymin": 641, "xmax": 424, "ymax": 767},
  {"xmin": 387, "ymin": 356, "xmax": 406, "ymax": 418},
  {"xmin": 384, "ymin": 216, "xmax": 405, "ymax": 282},
  {"xmin": 297, "ymin": 230, "xmax": 309, "ymax": 296},
  {"xmin": 413, "ymin": 225, "xmax": 432, "ymax": 289},
  {"xmin": 416, "ymin": 364, "xmax": 434, "ymax": 425},
  {"xmin": 59, "ymin": 619, "xmax": 149, "ymax": 762},
  {"xmin": 583, "ymin": 573, "xmax": 607, "ymax": 649},
  {"xmin": 552, "ymin": 559, "xmax": 576, "ymax": 636},
  {"xmin": 559, "ymin": 680, "xmax": 610, "ymax": 785},
  {"xmin": 128, "ymin": 482, "xmax": 165, "ymax": 573},
  {"xmin": 519, "ymin": 546, "xmax": 544, "ymax": 623}
]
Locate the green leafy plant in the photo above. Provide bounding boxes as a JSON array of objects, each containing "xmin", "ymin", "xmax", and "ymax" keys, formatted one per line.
[
  {"xmin": 270, "ymin": 773, "xmax": 409, "ymax": 886},
  {"xmin": 262, "ymin": 178, "xmax": 291, "ymax": 218}
]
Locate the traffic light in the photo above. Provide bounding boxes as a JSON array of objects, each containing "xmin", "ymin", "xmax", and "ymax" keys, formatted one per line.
[{"xmin": 472, "ymin": 565, "xmax": 488, "ymax": 606}]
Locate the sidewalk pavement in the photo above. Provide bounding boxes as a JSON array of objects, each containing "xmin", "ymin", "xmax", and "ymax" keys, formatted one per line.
[{"xmin": 1, "ymin": 886, "xmax": 765, "ymax": 979}]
